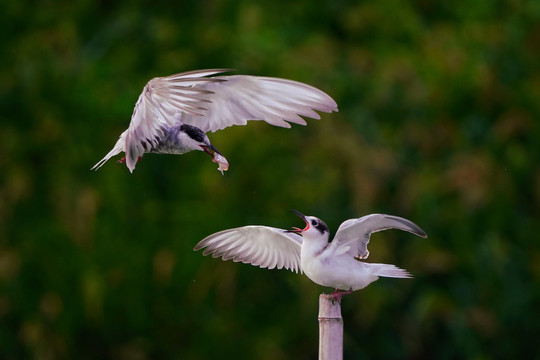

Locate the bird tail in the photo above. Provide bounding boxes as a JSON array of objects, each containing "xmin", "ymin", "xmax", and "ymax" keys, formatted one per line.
[
  {"xmin": 91, "ymin": 131, "xmax": 126, "ymax": 171},
  {"xmin": 371, "ymin": 263, "xmax": 412, "ymax": 279}
]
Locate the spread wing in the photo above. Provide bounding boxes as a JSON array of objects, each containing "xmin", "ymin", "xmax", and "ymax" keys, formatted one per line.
[
  {"xmin": 194, "ymin": 226, "xmax": 304, "ymax": 273},
  {"xmin": 329, "ymin": 214, "xmax": 427, "ymax": 259},
  {"xmin": 181, "ymin": 75, "xmax": 338, "ymax": 133}
]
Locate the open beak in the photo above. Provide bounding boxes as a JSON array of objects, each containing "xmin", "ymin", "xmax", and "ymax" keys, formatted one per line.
[
  {"xmin": 200, "ymin": 144, "xmax": 222, "ymax": 157},
  {"xmin": 286, "ymin": 209, "xmax": 309, "ymax": 234}
]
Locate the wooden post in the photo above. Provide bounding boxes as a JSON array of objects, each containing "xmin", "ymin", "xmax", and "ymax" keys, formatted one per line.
[{"xmin": 318, "ymin": 294, "xmax": 343, "ymax": 360}]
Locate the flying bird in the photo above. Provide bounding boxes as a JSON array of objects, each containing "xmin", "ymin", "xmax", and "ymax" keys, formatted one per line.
[
  {"xmin": 92, "ymin": 69, "xmax": 337, "ymax": 173},
  {"xmin": 194, "ymin": 210, "xmax": 427, "ymax": 298}
]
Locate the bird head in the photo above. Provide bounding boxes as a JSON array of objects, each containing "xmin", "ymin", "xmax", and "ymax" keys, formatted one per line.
[
  {"xmin": 288, "ymin": 209, "xmax": 329, "ymax": 240},
  {"xmin": 176, "ymin": 124, "xmax": 220, "ymax": 154},
  {"xmin": 175, "ymin": 124, "xmax": 229, "ymax": 174}
]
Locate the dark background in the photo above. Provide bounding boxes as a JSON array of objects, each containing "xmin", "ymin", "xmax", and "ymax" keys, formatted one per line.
[{"xmin": 2, "ymin": 0, "xmax": 539, "ymax": 359}]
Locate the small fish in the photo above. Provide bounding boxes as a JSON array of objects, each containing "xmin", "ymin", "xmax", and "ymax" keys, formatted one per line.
[{"xmin": 212, "ymin": 153, "xmax": 229, "ymax": 175}]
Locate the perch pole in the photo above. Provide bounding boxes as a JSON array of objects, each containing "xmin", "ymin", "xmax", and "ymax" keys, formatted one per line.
[{"xmin": 318, "ymin": 294, "xmax": 343, "ymax": 360}]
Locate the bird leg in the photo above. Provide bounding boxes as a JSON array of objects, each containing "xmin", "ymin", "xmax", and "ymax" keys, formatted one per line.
[
  {"xmin": 117, "ymin": 156, "xmax": 142, "ymax": 164},
  {"xmin": 329, "ymin": 288, "xmax": 354, "ymax": 303}
]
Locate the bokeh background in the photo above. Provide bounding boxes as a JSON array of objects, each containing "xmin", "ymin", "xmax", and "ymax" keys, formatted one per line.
[{"xmin": 2, "ymin": 0, "xmax": 539, "ymax": 359}]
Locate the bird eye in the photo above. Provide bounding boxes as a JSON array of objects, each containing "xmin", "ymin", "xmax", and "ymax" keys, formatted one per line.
[{"xmin": 311, "ymin": 220, "xmax": 317, "ymax": 226}]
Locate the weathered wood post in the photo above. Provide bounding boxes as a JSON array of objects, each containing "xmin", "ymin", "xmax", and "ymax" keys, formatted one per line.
[{"xmin": 318, "ymin": 294, "xmax": 343, "ymax": 360}]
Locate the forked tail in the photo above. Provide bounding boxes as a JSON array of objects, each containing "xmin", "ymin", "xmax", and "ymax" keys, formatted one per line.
[{"xmin": 91, "ymin": 132, "xmax": 126, "ymax": 171}]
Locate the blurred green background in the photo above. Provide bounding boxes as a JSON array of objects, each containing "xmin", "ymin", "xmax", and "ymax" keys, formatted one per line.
[{"xmin": 1, "ymin": 0, "xmax": 539, "ymax": 359}]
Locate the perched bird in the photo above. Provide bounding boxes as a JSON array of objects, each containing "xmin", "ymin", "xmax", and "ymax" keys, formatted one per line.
[
  {"xmin": 194, "ymin": 210, "xmax": 427, "ymax": 298},
  {"xmin": 92, "ymin": 69, "xmax": 337, "ymax": 173}
]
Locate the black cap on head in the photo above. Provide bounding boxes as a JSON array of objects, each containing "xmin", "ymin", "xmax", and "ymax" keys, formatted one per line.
[{"xmin": 310, "ymin": 218, "xmax": 329, "ymax": 235}]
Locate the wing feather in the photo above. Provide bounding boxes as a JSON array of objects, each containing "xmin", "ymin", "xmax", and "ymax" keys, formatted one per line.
[
  {"xmin": 329, "ymin": 214, "xmax": 427, "ymax": 259},
  {"xmin": 194, "ymin": 226, "xmax": 303, "ymax": 273},
  {"xmin": 181, "ymin": 75, "xmax": 337, "ymax": 133}
]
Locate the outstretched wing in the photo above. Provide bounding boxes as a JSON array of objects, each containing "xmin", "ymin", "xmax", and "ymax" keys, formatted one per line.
[
  {"xmin": 181, "ymin": 75, "xmax": 338, "ymax": 133},
  {"xmin": 329, "ymin": 214, "xmax": 427, "ymax": 259},
  {"xmin": 194, "ymin": 226, "xmax": 304, "ymax": 273}
]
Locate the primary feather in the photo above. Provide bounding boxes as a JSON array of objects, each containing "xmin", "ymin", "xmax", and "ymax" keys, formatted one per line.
[{"xmin": 194, "ymin": 226, "xmax": 303, "ymax": 273}]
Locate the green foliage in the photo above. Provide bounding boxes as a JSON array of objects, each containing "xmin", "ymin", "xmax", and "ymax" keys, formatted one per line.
[{"xmin": 1, "ymin": 0, "xmax": 539, "ymax": 358}]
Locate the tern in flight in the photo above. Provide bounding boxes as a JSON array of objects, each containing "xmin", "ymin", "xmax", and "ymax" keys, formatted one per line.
[
  {"xmin": 194, "ymin": 210, "xmax": 427, "ymax": 298},
  {"xmin": 92, "ymin": 69, "xmax": 337, "ymax": 173}
]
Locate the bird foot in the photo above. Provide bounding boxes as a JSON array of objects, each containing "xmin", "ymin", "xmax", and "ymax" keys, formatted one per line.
[
  {"xmin": 117, "ymin": 156, "xmax": 142, "ymax": 164},
  {"xmin": 329, "ymin": 288, "xmax": 353, "ymax": 303}
]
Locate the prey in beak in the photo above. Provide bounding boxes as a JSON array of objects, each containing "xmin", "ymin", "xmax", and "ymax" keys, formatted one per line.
[{"xmin": 200, "ymin": 145, "xmax": 229, "ymax": 175}]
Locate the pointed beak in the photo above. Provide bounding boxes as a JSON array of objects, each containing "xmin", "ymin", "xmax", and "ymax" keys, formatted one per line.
[
  {"xmin": 291, "ymin": 209, "xmax": 306, "ymax": 221},
  {"xmin": 286, "ymin": 209, "xmax": 309, "ymax": 234},
  {"xmin": 200, "ymin": 144, "xmax": 222, "ymax": 157}
]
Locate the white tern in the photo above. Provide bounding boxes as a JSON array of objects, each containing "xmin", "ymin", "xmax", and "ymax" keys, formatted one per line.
[
  {"xmin": 92, "ymin": 69, "xmax": 337, "ymax": 173},
  {"xmin": 194, "ymin": 210, "xmax": 427, "ymax": 298}
]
